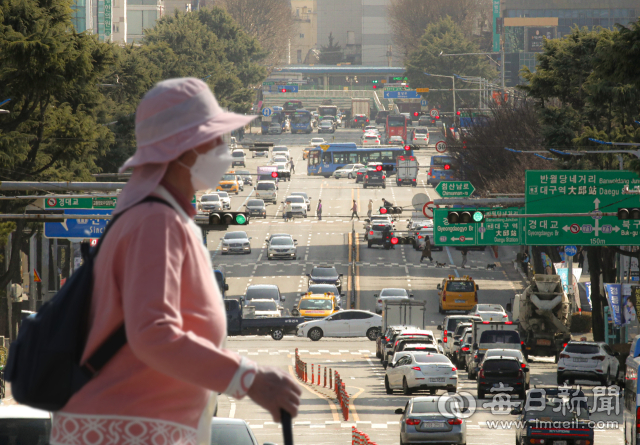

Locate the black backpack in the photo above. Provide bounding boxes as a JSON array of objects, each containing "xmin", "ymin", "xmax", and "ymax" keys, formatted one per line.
[{"xmin": 4, "ymin": 196, "xmax": 171, "ymax": 411}]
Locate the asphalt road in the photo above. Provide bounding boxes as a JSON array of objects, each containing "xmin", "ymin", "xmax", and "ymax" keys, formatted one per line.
[{"xmin": 208, "ymin": 125, "xmax": 624, "ymax": 445}]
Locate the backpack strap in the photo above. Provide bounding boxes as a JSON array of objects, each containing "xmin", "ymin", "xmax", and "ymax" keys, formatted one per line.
[{"xmin": 81, "ymin": 195, "xmax": 173, "ymax": 377}]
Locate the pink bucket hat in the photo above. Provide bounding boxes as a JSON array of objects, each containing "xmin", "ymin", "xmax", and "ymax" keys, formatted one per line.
[{"xmin": 114, "ymin": 78, "xmax": 256, "ymax": 214}]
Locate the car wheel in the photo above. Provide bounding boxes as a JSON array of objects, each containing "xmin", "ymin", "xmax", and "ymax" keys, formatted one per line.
[
  {"xmin": 469, "ymin": 370, "xmax": 477, "ymax": 380},
  {"xmin": 348, "ymin": 173, "xmax": 352, "ymax": 179},
  {"xmin": 556, "ymin": 373, "xmax": 564, "ymax": 385},
  {"xmin": 438, "ymin": 305, "xmax": 443, "ymax": 314},
  {"xmin": 247, "ymin": 249, "xmax": 252, "ymax": 254},
  {"xmin": 385, "ymin": 376, "xmax": 393, "ymax": 394},
  {"xmin": 308, "ymin": 327, "xmax": 323, "ymax": 341},
  {"xmin": 363, "ymin": 184, "xmax": 367, "ymax": 188},
  {"xmin": 429, "ymin": 389, "xmax": 436, "ymax": 395},
  {"xmin": 376, "ymin": 349, "xmax": 382, "ymax": 359},
  {"xmin": 368, "ymin": 241, "xmax": 372, "ymax": 248},
  {"xmin": 271, "ymin": 329, "xmax": 284, "ymax": 341},
  {"xmin": 383, "ymin": 360, "xmax": 388, "ymax": 369},
  {"xmin": 402, "ymin": 378, "xmax": 412, "ymax": 395},
  {"xmin": 268, "ymin": 255, "xmax": 272, "ymax": 260},
  {"xmin": 477, "ymin": 388, "xmax": 485, "ymax": 399},
  {"xmin": 366, "ymin": 328, "xmax": 379, "ymax": 341},
  {"xmin": 519, "ymin": 390, "xmax": 526, "ymax": 399}
]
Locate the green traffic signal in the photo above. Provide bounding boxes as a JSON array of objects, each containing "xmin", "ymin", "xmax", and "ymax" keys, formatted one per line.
[
  {"xmin": 235, "ymin": 213, "xmax": 247, "ymax": 224},
  {"xmin": 472, "ymin": 211, "xmax": 484, "ymax": 222}
]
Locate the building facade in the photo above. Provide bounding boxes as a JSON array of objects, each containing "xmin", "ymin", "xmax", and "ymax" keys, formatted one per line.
[{"xmin": 291, "ymin": 0, "xmax": 318, "ymax": 64}]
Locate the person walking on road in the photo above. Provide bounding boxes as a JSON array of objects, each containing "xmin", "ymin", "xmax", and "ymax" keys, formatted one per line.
[
  {"xmin": 461, "ymin": 247, "xmax": 468, "ymax": 268},
  {"xmin": 367, "ymin": 199, "xmax": 373, "ymax": 219},
  {"xmin": 284, "ymin": 200, "xmax": 293, "ymax": 222},
  {"xmin": 350, "ymin": 199, "xmax": 359, "ymax": 220},
  {"xmin": 420, "ymin": 236, "xmax": 433, "ymax": 263},
  {"xmin": 49, "ymin": 78, "xmax": 301, "ymax": 445},
  {"xmin": 289, "ymin": 158, "xmax": 295, "ymax": 174},
  {"xmin": 317, "ymin": 199, "xmax": 322, "ymax": 220}
]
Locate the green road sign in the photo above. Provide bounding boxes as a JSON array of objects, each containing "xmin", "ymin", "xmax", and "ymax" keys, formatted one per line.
[
  {"xmin": 525, "ymin": 170, "xmax": 640, "ymax": 246},
  {"xmin": 434, "ymin": 207, "xmax": 524, "ymax": 246},
  {"xmin": 435, "ymin": 181, "xmax": 475, "ymax": 198},
  {"xmin": 262, "ymin": 81, "xmax": 275, "ymax": 86},
  {"xmin": 45, "ymin": 197, "xmax": 116, "ymax": 209},
  {"xmin": 384, "ymin": 87, "xmax": 412, "ymax": 92}
]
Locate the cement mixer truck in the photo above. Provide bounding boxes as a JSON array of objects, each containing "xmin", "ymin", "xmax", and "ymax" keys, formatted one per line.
[{"xmin": 507, "ymin": 275, "xmax": 575, "ymax": 361}]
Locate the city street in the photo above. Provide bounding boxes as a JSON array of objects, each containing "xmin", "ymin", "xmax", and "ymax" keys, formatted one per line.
[{"xmin": 209, "ymin": 126, "xmax": 624, "ymax": 445}]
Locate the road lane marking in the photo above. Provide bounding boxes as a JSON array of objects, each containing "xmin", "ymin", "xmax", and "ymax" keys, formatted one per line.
[
  {"xmin": 445, "ymin": 246, "xmax": 460, "ymax": 278},
  {"xmin": 229, "ymin": 401, "xmax": 236, "ymax": 418},
  {"xmin": 287, "ymin": 365, "xmax": 340, "ymax": 422}
]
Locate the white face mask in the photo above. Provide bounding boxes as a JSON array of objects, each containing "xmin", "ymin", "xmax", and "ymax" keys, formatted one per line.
[{"xmin": 182, "ymin": 143, "xmax": 232, "ymax": 191}]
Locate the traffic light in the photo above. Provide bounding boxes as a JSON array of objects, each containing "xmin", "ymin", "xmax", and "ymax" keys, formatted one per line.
[
  {"xmin": 413, "ymin": 112, "xmax": 419, "ymax": 117},
  {"xmin": 372, "ymin": 80, "xmax": 379, "ymax": 84},
  {"xmin": 404, "ymin": 145, "xmax": 411, "ymax": 151},
  {"xmin": 390, "ymin": 237, "xmax": 399, "ymax": 245},
  {"xmin": 210, "ymin": 212, "xmax": 250, "ymax": 225},
  {"xmin": 447, "ymin": 210, "xmax": 484, "ymax": 224},
  {"xmin": 271, "ymin": 171, "xmax": 278, "ymax": 178},
  {"xmin": 379, "ymin": 207, "xmax": 388, "ymax": 214},
  {"xmin": 456, "ymin": 111, "xmax": 461, "ymax": 116},
  {"xmin": 617, "ymin": 208, "xmax": 640, "ymax": 219},
  {"xmin": 376, "ymin": 165, "xmax": 383, "ymax": 171},
  {"xmin": 372, "ymin": 84, "xmax": 378, "ymax": 89},
  {"xmin": 444, "ymin": 164, "xmax": 451, "ymax": 170}
]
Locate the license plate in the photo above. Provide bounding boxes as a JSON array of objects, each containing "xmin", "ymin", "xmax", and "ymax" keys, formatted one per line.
[
  {"xmin": 553, "ymin": 441, "xmax": 567, "ymax": 445},
  {"xmin": 536, "ymin": 339, "xmax": 551, "ymax": 346},
  {"xmin": 573, "ymin": 358, "xmax": 588, "ymax": 362},
  {"xmin": 423, "ymin": 422, "xmax": 443, "ymax": 428},
  {"xmin": 455, "ymin": 299, "xmax": 466, "ymax": 303},
  {"xmin": 429, "ymin": 378, "xmax": 445, "ymax": 382}
]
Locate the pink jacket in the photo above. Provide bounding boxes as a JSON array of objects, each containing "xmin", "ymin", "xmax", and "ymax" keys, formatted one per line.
[{"xmin": 51, "ymin": 186, "xmax": 256, "ymax": 445}]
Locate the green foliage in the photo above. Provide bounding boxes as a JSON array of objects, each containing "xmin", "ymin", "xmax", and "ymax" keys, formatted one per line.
[
  {"xmin": 404, "ymin": 17, "xmax": 496, "ymax": 111},
  {"xmin": 570, "ymin": 312, "xmax": 592, "ymax": 334},
  {"xmin": 319, "ymin": 33, "xmax": 343, "ymax": 65}
]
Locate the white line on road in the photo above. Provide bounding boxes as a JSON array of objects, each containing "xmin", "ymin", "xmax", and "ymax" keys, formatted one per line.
[{"xmin": 445, "ymin": 246, "xmax": 459, "ymax": 278}]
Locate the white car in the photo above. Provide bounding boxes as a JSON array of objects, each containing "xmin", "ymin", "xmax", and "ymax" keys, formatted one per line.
[
  {"xmin": 375, "ymin": 288, "xmax": 413, "ymax": 314},
  {"xmin": 291, "ymin": 192, "xmax": 311, "ymax": 210},
  {"xmin": 334, "ymin": 163, "xmax": 365, "ymax": 179},
  {"xmin": 296, "ymin": 310, "xmax": 382, "ymax": 341},
  {"xmin": 470, "ymin": 304, "xmax": 508, "ymax": 321},
  {"xmin": 231, "ymin": 149, "xmax": 246, "ymax": 167},
  {"xmin": 363, "ymin": 125, "xmax": 379, "ymax": 134},
  {"xmin": 362, "ymin": 134, "xmax": 381, "ymax": 145},
  {"xmin": 256, "ymin": 181, "xmax": 277, "ymax": 204},
  {"xmin": 271, "ymin": 156, "xmax": 289, "ymax": 166},
  {"xmin": 220, "ymin": 231, "xmax": 252, "ymax": 254},
  {"xmin": 272, "ymin": 146, "xmax": 290, "ymax": 160},
  {"xmin": 388, "ymin": 136, "xmax": 405, "ymax": 146},
  {"xmin": 244, "ymin": 299, "xmax": 282, "ymax": 318},
  {"xmin": 216, "ymin": 191, "xmax": 231, "ymax": 209},
  {"xmin": 267, "ymin": 236, "xmax": 297, "ymax": 260},
  {"xmin": 283, "ymin": 195, "xmax": 307, "ymax": 218},
  {"xmin": 199, "ymin": 193, "xmax": 222, "ymax": 212},
  {"xmin": 557, "ymin": 341, "xmax": 620, "ymax": 386},
  {"xmin": 310, "ymin": 138, "xmax": 326, "ymax": 147},
  {"xmin": 385, "ymin": 352, "xmax": 458, "ymax": 394},
  {"xmin": 410, "ymin": 128, "xmax": 430, "ymax": 148}
]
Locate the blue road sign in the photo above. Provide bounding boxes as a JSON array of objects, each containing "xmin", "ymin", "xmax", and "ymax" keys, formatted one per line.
[
  {"xmin": 44, "ymin": 209, "xmax": 112, "ymax": 239},
  {"xmin": 384, "ymin": 91, "xmax": 421, "ymax": 99},
  {"xmin": 564, "ymin": 245, "xmax": 578, "ymax": 257},
  {"xmin": 421, "ymin": 99, "xmax": 428, "ymax": 107},
  {"xmin": 262, "ymin": 107, "xmax": 272, "ymax": 117}
]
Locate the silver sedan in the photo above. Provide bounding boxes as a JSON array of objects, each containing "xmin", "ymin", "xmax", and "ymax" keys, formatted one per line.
[{"xmin": 396, "ymin": 396, "xmax": 467, "ymax": 445}]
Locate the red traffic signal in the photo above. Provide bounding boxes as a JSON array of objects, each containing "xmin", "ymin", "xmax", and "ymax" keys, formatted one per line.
[
  {"xmin": 391, "ymin": 237, "xmax": 399, "ymax": 245},
  {"xmin": 413, "ymin": 112, "xmax": 419, "ymax": 117},
  {"xmin": 456, "ymin": 110, "xmax": 461, "ymax": 115},
  {"xmin": 372, "ymin": 85, "xmax": 378, "ymax": 89},
  {"xmin": 376, "ymin": 165, "xmax": 383, "ymax": 171},
  {"xmin": 404, "ymin": 145, "xmax": 411, "ymax": 151},
  {"xmin": 271, "ymin": 171, "xmax": 278, "ymax": 178},
  {"xmin": 436, "ymin": 115, "xmax": 440, "ymax": 119},
  {"xmin": 379, "ymin": 207, "xmax": 388, "ymax": 214},
  {"xmin": 444, "ymin": 164, "xmax": 451, "ymax": 170},
  {"xmin": 280, "ymin": 88, "xmax": 286, "ymax": 93}
]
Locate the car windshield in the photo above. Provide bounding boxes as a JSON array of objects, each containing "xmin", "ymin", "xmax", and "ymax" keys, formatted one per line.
[
  {"xmin": 271, "ymin": 238, "xmax": 293, "ymax": 246},
  {"xmin": 483, "ymin": 359, "xmax": 519, "ymax": 371},
  {"xmin": 236, "ymin": 170, "xmax": 250, "ymax": 175},
  {"xmin": 201, "ymin": 195, "xmax": 219, "ymax": 202},
  {"xmin": 209, "ymin": 423, "xmax": 254, "ymax": 445},
  {"xmin": 308, "ymin": 284, "xmax": 339, "ymax": 295},
  {"xmin": 224, "ymin": 232, "xmax": 247, "ymax": 240},
  {"xmin": 446, "ymin": 281, "xmax": 475, "ymax": 292},
  {"xmin": 221, "ymin": 174, "xmax": 236, "ymax": 181},
  {"xmin": 273, "ymin": 147, "xmax": 288, "ymax": 152},
  {"xmin": 249, "ymin": 301, "xmax": 278, "ymax": 311},
  {"xmin": 245, "ymin": 287, "xmax": 279, "ymax": 300},
  {"xmin": 291, "ymin": 193, "xmax": 308, "ymax": 199},
  {"xmin": 486, "ymin": 350, "xmax": 522, "ymax": 360},
  {"xmin": 232, "ymin": 151, "xmax": 244, "ymax": 157},
  {"xmin": 257, "ymin": 183, "xmax": 275, "ymax": 190},
  {"xmin": 311, "ymin": 139, "xmax": 324, "ymax": 143},
  {"xmin": 565, "ymin": 344, "xmax": 600, "ymax": 354},
  {"xmin": 312, "ymin": 267, "xmax": 337, "ymax": 277},
  {"xmin": 0, "ymin": 418, "xmax": 51, "ymax": 445},
  {"xmin": 299, "ymin": 299, "xmax": 333, "ymax": 310},
  {"xmin": 286, "ymin": 197, "xmax": 305, "ymax": 203},
  {"xmin": 477, "ymin": 304, "xmax": 502, "ymax": 312},
  {"xmin": 479, "ymin": 331, "xmax": 520, "ymax": 344},
  {"xmin": 411, "ymin": 400, "xmax": 451, "ymax": 414},
  {"xmin": 274, "ymin": 157, "xmax": 288, "ymax": 162},
  {"xmin": 247, "ymin": 200, "xmax": 264, "ymax": 206},
  {"xmin": 414, "ymin": 354, "xmax": 450, "ymax": 364},
  {"xmin": 432, "ymin": 157, "xmax": 453, "ymax": 166},
  {"xmin": 380, "ymin": 289, "xmax": 407, "ymax": 297},
  {"xmin": 446, "ymin": 317, "xmax": 479, "ymax": 331},
  {"xmin": 217, "ymin": 192, "xmax": 229, "ymax": 198}
]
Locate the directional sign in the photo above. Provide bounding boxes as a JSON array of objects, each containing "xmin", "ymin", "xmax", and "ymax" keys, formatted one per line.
[
  {"xmin": 435, "ymin": 181, "xmax": 475, "ymax": 198},
  {"xmin": 416, "ymin": 88, "xmax": 430, "ymax": 93},
  {"xmin": 45, "ymin": 197, "xmax": 117, "ymax": 209},
  {"xmin": 384, "ymin": 87, "xmax": 412, "ymax": 92},
  {"xmin": 262, "ymin": 108, "xmax": 272, "ymax": 117},
  {"xmin": 433, "ymin": 207, "xmax": 524, "ymax": 246},
  {"xmin": 262, "ymin": 81, "xmax": 275, "ymax": 86},
  {"xmin": 383, "ymin": 91, "xmax": 421, "ymax": 99},
  {"xmin": 525, "ymin": 170, "xmax": 640, "ymax": 246},
  {"xmin": 430, "ymin": 108, "xmax": 439, "ymax": 118},
  {"xmin": 420, "ymin": 99, "xmax": 429, "ymax": 108},
  {"xmin": 565, "ymin": 245, "xmax": 578, "ymax": 257},
  {"xmin": 44, "ymin": 209, "xmax": 112, "ymax": 239}
]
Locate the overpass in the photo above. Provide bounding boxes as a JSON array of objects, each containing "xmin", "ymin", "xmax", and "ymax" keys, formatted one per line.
[{"xmin": 262, "ymin": 90, "xmax": 388, "ymax": 113}]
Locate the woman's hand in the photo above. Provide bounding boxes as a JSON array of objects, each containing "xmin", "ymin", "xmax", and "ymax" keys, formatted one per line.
[{"xmin": 247, "ymin": 366, "xmax": 302, "ymax": 422}]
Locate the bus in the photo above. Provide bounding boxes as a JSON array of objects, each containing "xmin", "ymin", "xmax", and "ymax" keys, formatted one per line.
[
  {"xmin": 261, "ymin": 110, "xmax": 285, "ymax": 135},
  {"xmin": 290, "ymin": 110, "xmax": 313, "ymax": 134},
  {"xmin": 386, "ymin": 114, "xmax": 408, "ymax": 143},
  {"xmin": 318, "ymin": 105, "xmax": 338, "ymax": 118},
  {"xmin": 283, "ymin": 100, "xmax": 304, "ymax": 116},
  {"xmin": 624, "ymin": 337, "xmax": 640, "ymax": 445},
  {"xmin": 306, "ymin": 143, "xmax": 414, "ymax": 177}
]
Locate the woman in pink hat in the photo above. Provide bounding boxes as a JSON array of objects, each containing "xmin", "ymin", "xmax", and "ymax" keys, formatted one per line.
[{"xmin": 50, "ymin": 78, "xmax": 301, "ymax": 445}]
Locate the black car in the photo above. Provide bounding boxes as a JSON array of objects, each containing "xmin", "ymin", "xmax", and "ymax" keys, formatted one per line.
[
  {"xmin": 363, "ymin": 169, "xmax": 386, "ymax": 189},
  {"xmin": 355, "ymin": 167, "xmax": 367, "ymax": 183},
  {"xmin": 307, "ymin": 266, "xmax": 343, "ymax": 293},
  {"xmin": 477, "ymin": 356, "xmax": 529, "ymax": 399},
  {"xmin": 353, "ymin": 114, "xmax": 369, "ymax": 128}
]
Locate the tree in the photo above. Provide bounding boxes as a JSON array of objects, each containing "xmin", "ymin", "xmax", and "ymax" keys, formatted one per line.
[
  {"xmin": 319, "ymin": 33, "xmax": 343, "ymax": 65},
  {"xmin": 388, "ymin": 0, "xmax": 492, "ymax": 58},
  {"xmin": 404, "ymin": 17, "xmax": 496, "ymax": 113},
  {"xmin": 213, "ymin": 0, "xmax": 295, "ymax": 66}
]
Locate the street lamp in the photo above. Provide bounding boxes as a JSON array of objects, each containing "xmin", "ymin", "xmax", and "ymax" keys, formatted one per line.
[
  {"xmin": 439, "ymin": 51, "xmax": 505, "ymax": 89},
  {"xmin": 423, "ymin": 72, "xmax": 456, "ymax": 119}
]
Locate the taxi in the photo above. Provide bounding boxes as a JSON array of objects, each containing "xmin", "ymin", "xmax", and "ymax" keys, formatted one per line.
[
  {"xmin": 293, "ymin": 292, "xmax": 340, "ymax": 321},
  {"xmin": 216, "ymin": 171, "xmax": 241, "ymax": 195},
  {"xmin": 437, "ymin": 275, "xmax": 478, "ymax": 313}
]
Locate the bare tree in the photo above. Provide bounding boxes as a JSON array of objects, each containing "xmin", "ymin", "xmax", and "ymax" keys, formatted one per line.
[
  {"xmin": 388, "ymin": 0, "xmax": 492, "ymax": 58},
  {"xmin": 213, "ymin": 0, "xmax": 296, "ymax": 66}
]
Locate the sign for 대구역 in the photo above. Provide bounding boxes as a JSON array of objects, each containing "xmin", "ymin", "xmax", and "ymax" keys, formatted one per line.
[
  {"xmin": 525, "ymin": 170, "xmax": 640, "ymax": 246},
  {"xmin": 433, "ymin": 207, "xmax": 523, "ymax": 246}
]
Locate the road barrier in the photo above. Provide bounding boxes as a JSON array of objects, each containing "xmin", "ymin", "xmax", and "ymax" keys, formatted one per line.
[
  {"xmin": 351, "ymin": 426, "xmax": 379, "ymax": 445},
  {"xmin": 335, "ymin": 371, "xmax": 349, "ymax": 421},
  {"xmin": 295, "ymin": 348, "xmax": 308, "ymax": 383}
]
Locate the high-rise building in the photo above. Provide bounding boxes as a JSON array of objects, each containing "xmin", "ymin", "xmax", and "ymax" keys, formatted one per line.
[{"xmin": 290, "ymin": 0, "xmax": 318, "ymax": 64}]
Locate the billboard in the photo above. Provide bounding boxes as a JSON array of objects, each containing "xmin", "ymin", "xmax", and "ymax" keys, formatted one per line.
[{"xmin": 526, "ymin": 27, "xmax": 556, "ymax": 52}]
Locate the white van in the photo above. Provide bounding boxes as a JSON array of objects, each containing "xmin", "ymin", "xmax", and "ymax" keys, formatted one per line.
[
  {"xmin": 231, "ymin": 149, "xmax": 246, "ymax": 167},
  {"xmin": 272, "ymin": 146, "xmax": 290, "ymax": 160},
  {"xmin": 256, "ymin": 181, "xmax": 277, "ymax": 204}
]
